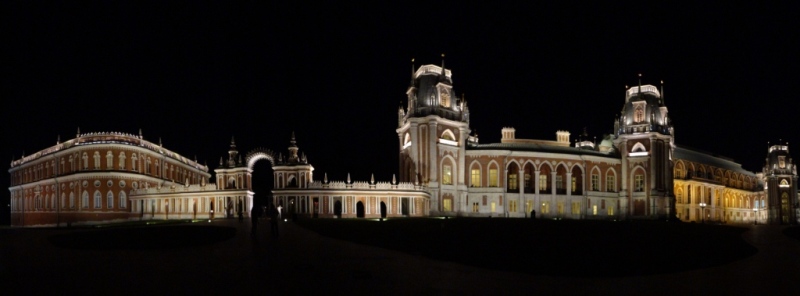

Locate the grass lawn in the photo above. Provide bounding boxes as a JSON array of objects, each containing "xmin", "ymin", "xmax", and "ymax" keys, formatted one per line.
[{"xmin": 295, "ymin": 218, "xmax": 757, "ymax": 277}]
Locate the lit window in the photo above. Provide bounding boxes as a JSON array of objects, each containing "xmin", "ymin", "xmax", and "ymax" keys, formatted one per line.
[
  {"xmin": 471, "ymin": 169, "xmax": 481, "ymax": 187},
  {"xmin": 472, "ymin": 202, "xmax": 479, "ymax": 213},
  {"xmin": 508, "ymin": 173, "xmax": 518, "ymax": 190},
  {"xmin": 442, "ymin": 165, "xmax": 452, "ymax": 185},
  {"xmin": 591, "ymin": 174, "xmax": 599, "ymax": 191},
  {"xmin": 634, "ymin": 105, "xmax": 645, "ymax": 122},
  {"xmin": 571, "ymin": 201, "xmax": 580, "ymax": 215},
  {"xmin": 120, "ymin": 191, "xmax": 127, "ymax": 209},
  {"xmin": 539, "ymin": 175, "xmax": 547, "ymax": 191},
  {"xmin": 593, "ymin": 205, "xmax": 597, "ymax": 215},
  {"xmin": 509, "ymin": 200, "xmax": 517, "ymax": 212},
  {"xmin": 541, "ymin": 202, "xmax": 550, "ymax": 214},
  {"xmin": 634, "ymin": 175, "xmax": 644, "ymax": 192},
  {"xmin": 556, "ymin": 176, "xmax": 563, "ymax": 190},
  {"xmin": 82, "ymin": 191, "xmax": 89, "ymax": 208},
  {"xmin": 571, "ymin": 177, "xmax": 577, "ymax": 192},
  {"xmin": 607, "ymin": 202, "xmax": 615, "ymax": 215},
  {"xmin": 557, "ymin": 202, "xmax": 564, "ymax": 214},
  {"xmin": 489, "ymin": 169, "xmax": 498, "ymax": 187},
  {"xmin": 443, "ymin": 198, "xmax": 452, "ymax": 212}
]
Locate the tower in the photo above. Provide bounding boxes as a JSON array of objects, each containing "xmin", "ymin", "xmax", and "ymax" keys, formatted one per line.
[
  {"xmin": 613, "ymin": 77, "xmax": 674, "ymax": 219},
  {"xmin": 763, "ymin": 143, "xmax": 798, "ymax": 224},
  {"xmin": 396, "ymin": 59, "xmax": 470, "ymax": 215}
]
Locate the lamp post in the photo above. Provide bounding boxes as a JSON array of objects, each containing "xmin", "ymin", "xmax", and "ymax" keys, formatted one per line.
[
  {"xmin": 699, "ymin": 202, "xmax": 706, "ymax": 224},
  {"xmin": 753, "ymin": 208, "xmax": 758, "ymax": 225}
]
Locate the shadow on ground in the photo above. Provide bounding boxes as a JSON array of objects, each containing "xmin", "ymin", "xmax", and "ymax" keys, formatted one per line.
[
  {"xmin": 48, "ymin": 225, "xmax": 236, "ymax": 250},
  {"xmin": 296, "ymin": 218, "xmax": 757, "ymax": 278}
]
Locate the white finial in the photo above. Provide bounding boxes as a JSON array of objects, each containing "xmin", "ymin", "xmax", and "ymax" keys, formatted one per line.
[
  {"xmin": 347, "ymin": 173, "xmax": 351, "ymax": 184},
  {"xmin": 370, "ymin": 173, "xmax": 375, "ymax": 184},
  {"xmin": 392, "ymin": 174, "xmax": 396, "ymax": 184},
  {"xmin": 324, "ymin": 173, "xmax": 328, "ymax": 183}
]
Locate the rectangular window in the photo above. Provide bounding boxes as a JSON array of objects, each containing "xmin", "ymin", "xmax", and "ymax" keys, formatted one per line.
[
  {"xmin": 482, "ymin": 195, "xmax": 487, "ymax": 206},
  {"xmin": 526, "ymin": 201, "xmax": 532, "ymax": 213},
  {"xmin": 472, "ymin": 202, "xmax": 479, "ymax": 213},
  {"xmin": 634, "ymin": 175, "xmax": 644, "ymax": 192},
  {"xmin": 608, "ymin": 203, "xmax": 614, "ymax": 216},
  {"xmin": 571, "ymin": 201, "xmax": 580, "ymax": 215},
  {"xmin": 556, "ymin": 176, "xmax": 563, "ymax": 190},
  {"xmin": 591, "ymin": 174, "xmax": 599, "ymax": 191},
  {"xmin": 557, "ymin": 202, "xmax": 564, "ymax": 214},
  {"xmin": 443, "ymin": 198, "xmax": 452, "ymax": 212},
  {"xmin": 541, "ymin": 202, "xmax": 550, "ymax": 214},
  {"xmin": 509, "ymin": 174, "xmax": 518, "ymax": 190},
  {"xmin": 572, "ymin": 177, "xmax": 577, "ymax": 192},
  {"xmin": 509, "ymin": 200, "xmax": 517, "ymax": 212},
  {"xmin": 593, "ymin": 205, "xmax": 597, "ymax": 215},
  {"xmin": 601, "ymin": 199, "xmax": 606, "ymax": 209},
  {"xmin": 489, "ymin": 169, "xmax": 498, "ymax": 187},
  {"xmin": 491, "ymin": 202, "xmax": 496, "ymax": 213}
]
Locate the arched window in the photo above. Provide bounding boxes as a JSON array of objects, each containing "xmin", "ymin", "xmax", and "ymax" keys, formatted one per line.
[
  {"xmin": 82, "ymin": 191, "xmax": 89, "ymax": 208},
  {"xmin": 82, "ymin": 152, "xmax": 89, "ymax": 170},
  {"xmin": 94, "ymin": 191, "xmax": 102, "ymax": 209},
  {"xmin": 69, "ymin": 192, "xmax": 75, "ymax": 209},
  {"xmin": 106, "ymin": 151, "xmax": 113, "ymax": 169},
  {"xmin": 93, "ymin": 151, "xmax": 101, "ymax": 169},
  {"xmin": 119, "ymin": 152, "xmax": 126, "ymax": 170},
  {"xmin": 606, "ymin": 170, "xmax": 616, "ymax": 192},
  {"xmin": 591, "ymin": 171, "xmax": 600, "ymax": 191},
  {"xmin": 107, "ymin": 191, "xmax": 114, "ymax": 209},
  {"xmin": 470, "ymin": 163, "xmax": 481, "ymax": 187},
  {"xmin": 634, "ymin": 105, "xmax": 645, "ymax": 122},
  {"xmin": 506, "ymin": 163, "xmax": 519, "ymax": 192},
  {"xmin": 119, "ymin": 191, "xmax": 127, "ymax": 209}
]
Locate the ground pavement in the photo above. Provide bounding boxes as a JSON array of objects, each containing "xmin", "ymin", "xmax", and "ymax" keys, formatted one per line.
[{"xmin": 2, "ymin": 219, "xmax": 799, "ymax": 295}]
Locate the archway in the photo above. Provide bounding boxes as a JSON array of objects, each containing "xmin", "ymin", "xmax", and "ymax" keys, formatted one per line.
[
  {"xmin": 334, "ymin": 200, "xmax": 342, "ymax": 218},
  {"xmin": 357, "ymin": 201, "xmax": 365, "ymax": 218},
  {"xmin": 380, "ymin": 201, "xmax": 387, "ymax": 218},
  {"xmin": 246, "ymin": 148, "xmax": 276, "ymax": 213}
]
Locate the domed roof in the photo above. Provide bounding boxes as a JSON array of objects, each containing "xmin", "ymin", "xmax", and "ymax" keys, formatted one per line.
[
  {"xmin": 406, "ymin": 64, "xmax": 465, "ymax": 122},
  {"xmin": 616, "ymin": 84, "xmax": 671, "ymax": 136}
]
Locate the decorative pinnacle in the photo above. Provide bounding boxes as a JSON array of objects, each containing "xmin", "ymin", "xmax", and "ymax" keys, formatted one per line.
[
  {"xmin": 347, "ymin": 173, "xmax": 351, "ymax": 184},
  {"xmin": 370, "ymin": 173, "xmax": 375, "ymax": 184}
]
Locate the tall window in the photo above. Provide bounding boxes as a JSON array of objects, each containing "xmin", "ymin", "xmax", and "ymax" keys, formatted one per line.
[
  {"xmin": 541, "ymin": 202, "xmax": 550, "ymax": 214},
  {"xmin": 489, "ymin": 169, "xmax": 498, "ymax": 187},
  {"xmin": 634, "ymin": 175, "xmax": 644, "ymax": 192},
  {"xmin": 82, "ymin": 153, "xmax": 89, "ymax": 170},
  {"xmin": 571, "ymin": 201, "xmax": 580, "ymax": 215},
  {"xmin": 107, "ymin": 191, "xmax": 114, "ymax": 209},
  {"xmin": 539, "ymin": 175, "xmax": 547, "ymax": 191},
  {"xmin": 557, "ymin": 202, "xmax": 564, "ymax": 214},
  {"xmin": 556, "ymin": 176, "xmax": 563, "ymax": 190},
  {"xmin": 608, "ymin": 202, "xmax": 615, "ymax": 215},
  {"xmin": 472, "ymin": 202, "xmax": 479, "ymax": 213},
  {"xmin": 442, "ymin": 165, "xmax": 452, "ymax": 185},
  {"xmin": 120, "ymin": 191, "xmax": 127, "ymax": 209},
  {"xmin": 591, "ymin": 174, "xmax": 599, "ymax": 191},
  {"xmin": 93, "ymin": 152, "xmax": 101, "ymax": 169},
  {"xmin": 82, "ymin": 191, "xmax": 89, "ymax": 208},
  {"xmin": 508, "ymin": 173, "xmax": 518, "ymax": 190},
  {"xmin": 634, "ymin": 105, "xmax": 645, "ymax": 122},
  {"xmin": 106, "ymin": 151, "xmax": 113, "ymax": 169},
  {"xmin": 509, "ymin": 200, "xmax": 517, "ymax": 212},
  {"xmin": 94, "ymin": 191, "xmax": 102, "ymax": 209},
  {"xmin": 443, "ymin": 198, "xmax": 452, "ymax": 212},
  {"xmin": 571, "ymin": 177, "xmax": 577, "ymax": 192},
  {"xmin": 471, "ymin": 169, "xmax": 481, "ymax": 187}
]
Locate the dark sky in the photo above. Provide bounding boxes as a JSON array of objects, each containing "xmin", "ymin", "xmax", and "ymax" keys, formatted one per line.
[{"xmin": 3, "ymin": 2, "xmax": 800, "ymax": 223}]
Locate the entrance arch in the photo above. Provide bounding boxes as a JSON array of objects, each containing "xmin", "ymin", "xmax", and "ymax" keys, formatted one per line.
[
  {"xmin": 380, "ymin": 201, "xmax": 387, "ymax": 218},
  {"xmin": 245, "ymin": 148, "xmax": 277, "ymax": 211},
  {"xmin": 357, "ymin": 201, "xmax": 365, "ymax": 218}
]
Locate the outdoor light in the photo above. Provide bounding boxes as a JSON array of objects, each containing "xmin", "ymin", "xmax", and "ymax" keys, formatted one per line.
[{"xmin": 699, "ymin": 202, "xmax": 706, "ymax": 224}]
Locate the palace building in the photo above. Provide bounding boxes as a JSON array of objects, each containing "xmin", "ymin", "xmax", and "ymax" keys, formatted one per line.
[{"xmin": 8, "ymin": 63, "xmax": 798, "ymax": 226}]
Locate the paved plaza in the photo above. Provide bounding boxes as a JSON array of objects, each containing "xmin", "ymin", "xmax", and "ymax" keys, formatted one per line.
[{"xmin": 2, "ymin": 219, "xmax": 799, "ymax": 295}]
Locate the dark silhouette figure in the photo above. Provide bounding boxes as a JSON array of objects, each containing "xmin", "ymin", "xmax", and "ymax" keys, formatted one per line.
[
  {"xmin": 269, "ymin": 205, "xmax": 280, "ymax": 237},
  {"xmin": 251, "ymin": 207, "xmax": 259, "ymax": 238},
  {"xmin": 531, "ymin": 209, "xmax": 536, "ymax": 219}
]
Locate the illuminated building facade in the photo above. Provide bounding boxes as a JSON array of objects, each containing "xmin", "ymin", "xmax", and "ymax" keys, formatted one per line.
[
  {"xmin": 8, "ymin": 64, "xmax": 798, "ymax": 226},
  {"xmin": 397, "ymin": 63, "xmax": 798, "ymax": 224}
]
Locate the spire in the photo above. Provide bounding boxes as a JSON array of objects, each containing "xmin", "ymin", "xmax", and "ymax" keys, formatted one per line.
[
  {"xmin": 324, "ymin": 172, "xmax": 328, "ymax": 183},
  {"xmin": 370, "ymin": 173, "xmax": 375, "ymax": 184},
  {"xmin": 660, "ymin": 80, "xmax": 665, "ymax": 104},
  {"xmin": 409, "ymin": 58, "xmax": 415, "ymax": 87},
  {"xmin": 637, "ymin": 73, "xmax": 642, "ymax": 98},
  {"xmin": 347, "ymin": 173, "xmax": 351, "ymax": 184},
  {"xmin": 290, "ymin": 131, "xmax": 297, "ymax": 147},
  {"xmin": 159, "ymin": 137, "xmax": 162, "ymax": 147},
  {"xmin": 231, "ymin": 136, "xmax": 236, "ymax": 147},
  {"xmin": 76, "ymin": 127, "xmax": 80, "ymax": 138},
  {"xmin": 139, "ymin": 128, "xmax": 143, "ymax": 139},
  {"xmin": 440, "ymin": 53, "xmax": 446, "ymax": 79},
  {"xmin": 57, "ymin": 135, "xmax": 60, "ymax": 145},
  {"xmin": 392, "ymin": 173, "xmax": 396, "ymax": 184}
]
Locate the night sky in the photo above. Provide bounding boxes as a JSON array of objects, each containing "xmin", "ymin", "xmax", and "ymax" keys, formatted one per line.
[{"xmin": 4, "ymin": 2, "xmax": 800, "ymax": 224}]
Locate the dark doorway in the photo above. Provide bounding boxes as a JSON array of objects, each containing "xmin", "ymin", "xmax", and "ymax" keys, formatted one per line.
[
  {"xmin": 634, "ymin": 200, "xmax": 646, "ymax": 216},
  {"xmin": 313, "ymin": 198, "xmax": 319, "ymax": 218},
  {"xmin": 209, "ymin": 200, "xmax": 214, "ymax": 219},
  {"xmin": 401, "ymin": 198, "xmax": 409, "ymax": 216},
  {"xmin": 251, "ymin": 157, "xmax": 276, "ymax": 217},
  {"xmin": 380, "ymin": 201, "xmax": 387, "ymax": 218},
  {"xmin": 334, "ymin": 200, "xmax": 342, "ymax": 218},
  {"xmin": 356, "ymin": 201, "xmax": 365, "ymax": 218}
]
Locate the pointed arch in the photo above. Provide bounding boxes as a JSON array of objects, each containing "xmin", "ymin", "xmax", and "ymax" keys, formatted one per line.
[
  {"xmin": 107, "ymin": 191, "xmax": 114, "ymax": 209},
  {"xmin": 539, "ymin": 162, "xmax": 553, "ymax": 193},
  {"xmin": 605, "ymin": 168, "xmax": 618, "ymax": 192},
  {"xmin": 487, "ymin": 160, "xmax": 500, "ymax": 187},
  {"xmin": 119, "ymin": 191, "xmax": 127, "ymax": 209},
  {"xmin": 630, "ymin": 165, "xmax": 647, "ymax": 192},
  {"xmin": 590, "ymin": 166, "xmax": 601, "ymax": 191},
  {"xmin": 439, "ymin": 155, "xmax": 457, "ymax": 185},
  {"xmin": 468, "ymin": 160, "xmax": 483, "ymax": 187},
  {"xmin": 506, "ymin": 161, "xmax": 520, "ymax": 192}
]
